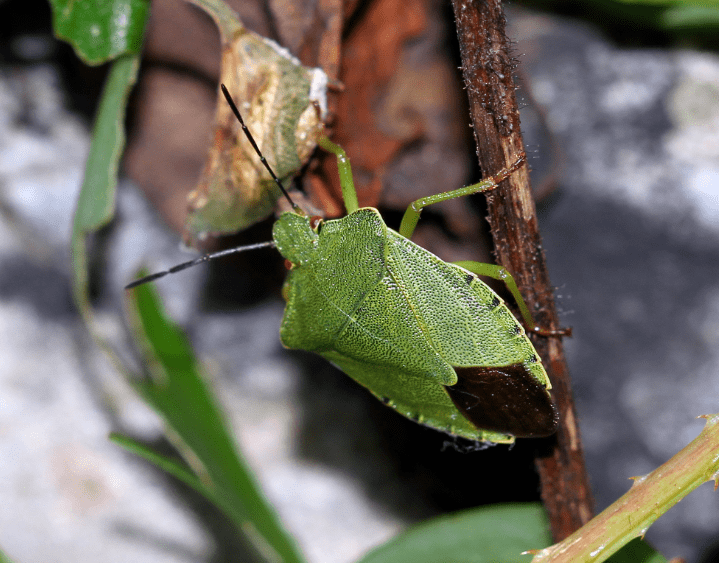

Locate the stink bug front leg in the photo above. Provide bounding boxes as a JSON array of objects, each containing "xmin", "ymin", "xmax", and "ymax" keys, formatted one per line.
[
  {"xmin": 453, "ymin": 261, "xmax": 571, "ymax": 338},
  {"xmin": 398, "ymin": 154, "xmax": 527, "ymax": 239},
  {"xmin": 318, "ymin": 136, "xmax": 359, "ymax": 214}
]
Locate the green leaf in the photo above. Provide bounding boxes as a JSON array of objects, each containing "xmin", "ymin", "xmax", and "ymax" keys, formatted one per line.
[
  {"xmin": 0, "ymin": 547, "xmax": 15, "ymax": 563},
  {"xmin": 357, "ymin": 504, "xmax": 552, "ymax": 563},
  {"xmin": 604, "ymin": 538, "xmax": 667, "ymax": 563},
  {"xmin": 126, "ymin": 280, "xmax": 306, "ymax": 563},
  {"xmin": 49, "ymin": 0, "xmax": 150, "ymax": 65},
  {"xmin": 662, "ymin": 6, "xmax": 719, "ymax": 28},
  {"xmin": 110, "ymin": 433, "xmax": 223, "ymax": 507},
  {"xmin": 71, "ymin": 54, "xmax": 140, "ymax": 382},
  {"xmin": 74, "ymin": 55, "xmax": 138, "ymax": 233},
  {"xmin": 72, "ymin": 54, "xmax": 138, "ymax": 332}
]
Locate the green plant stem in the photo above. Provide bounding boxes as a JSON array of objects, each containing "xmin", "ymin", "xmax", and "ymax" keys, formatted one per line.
[{"xmin": 532, "ymin": 414, "xmax": 719, "ymax": 563}]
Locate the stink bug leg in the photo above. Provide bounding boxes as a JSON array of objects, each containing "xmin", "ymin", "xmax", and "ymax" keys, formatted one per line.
[
  {"xmin": 397, "ymin": 155, "xmax": 526, "ymax": 239},
  {"xmin": 394, "ymin": 155, "xmax": 571, "ymax": 339},
  {"xmin": 453, "ymin": 261, "xmax": 571, "ymax": 338}
]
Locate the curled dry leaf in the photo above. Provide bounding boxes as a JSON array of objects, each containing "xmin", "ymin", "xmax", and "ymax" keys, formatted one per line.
[{"xmin": 183, "ymin": 0, "xmax": 329, "ymax": 241}]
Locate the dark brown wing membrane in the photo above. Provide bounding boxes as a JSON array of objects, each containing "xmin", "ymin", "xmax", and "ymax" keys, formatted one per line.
[{"xmin": 447, "ymin": 364, "xmax": 558, "ymax": 438}]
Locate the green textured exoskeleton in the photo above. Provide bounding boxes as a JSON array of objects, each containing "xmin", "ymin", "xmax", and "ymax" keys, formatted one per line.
[
  {"xmin": 274, "ymin": 191, "xmax": 556, "ymax": 444},
  {"xmin": 127, "ymin": 85, "xmax": 563, "ymax": 445}
]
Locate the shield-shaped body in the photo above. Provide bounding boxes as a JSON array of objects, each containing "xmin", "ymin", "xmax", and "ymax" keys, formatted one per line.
[{"xmin": 273, "ymin": 208, "xmax": 557, "ymax": 443}]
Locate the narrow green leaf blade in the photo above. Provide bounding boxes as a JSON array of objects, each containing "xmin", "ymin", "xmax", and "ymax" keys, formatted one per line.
[
  {"xmin": 357, "ymin": 504, "xmax": 552, "ymax": 563},
  {"xmin": 74, "ymin": 54, "xmax": 139, "ymax": 233},
  {"xmin": 49, "ymin": 0, "xmax": 150, "ymax": 65},
  {"xmin": 126, "ymin": 281, "xmax": 306, "ymax": 563},
  {"xmin": 72, "ymin": 54, "xmax": 139, "ymax": 335},
  {"xmin": 70, "ymin": 54, "xmax": 140, "ymax": 381},
  {"xmin": 110, "ymin": 432, "xmax": 224, "ymax": 509},
  {"xmin": 662, "ymin": 6, "xmax": 719, "ymax": 28}
]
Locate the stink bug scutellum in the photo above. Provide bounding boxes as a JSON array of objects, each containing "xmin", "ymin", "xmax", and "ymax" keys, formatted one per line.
[{"xmin": 127, "ymin": 84, "xmax": 568, "ymax": 444}]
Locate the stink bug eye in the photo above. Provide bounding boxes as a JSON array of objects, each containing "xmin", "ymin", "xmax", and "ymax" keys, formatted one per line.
[{"xmin": 127, "ymin": 83, "xmax": 569, "ymax": 444}]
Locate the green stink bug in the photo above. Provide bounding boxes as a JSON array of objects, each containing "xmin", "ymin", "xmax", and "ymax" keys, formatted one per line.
[{"xmin": 128, "ymin": 84, "xmax": 564, "ymax": 444}]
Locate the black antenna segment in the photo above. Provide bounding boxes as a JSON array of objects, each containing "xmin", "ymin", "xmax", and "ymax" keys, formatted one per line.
[
  {"xmin": 125, "ymin": 241, "xmax": 276, "ymax": 289},
  {"xmin": 125, "ymin": 84, "xmax": 302, "ymax": 290},
  {"xmin": 220, "ymin": 83, "xmax": 301, "ymax": 213}
]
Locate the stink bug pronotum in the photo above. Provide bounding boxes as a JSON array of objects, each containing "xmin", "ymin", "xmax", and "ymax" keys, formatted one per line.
[{"xmin": 128, "ymin": 84, "xmax": 569, "ymax": 444}]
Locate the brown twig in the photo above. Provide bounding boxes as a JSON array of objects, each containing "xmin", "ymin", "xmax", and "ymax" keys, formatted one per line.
[{"xmin": 449, "ymin": 0, "xmax": 594, "ymax": 540}]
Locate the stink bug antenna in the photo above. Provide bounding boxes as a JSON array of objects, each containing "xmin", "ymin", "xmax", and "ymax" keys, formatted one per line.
[
  {"xmin": 220, "ymin": 84, "xmax": 302, "ymax": 214},
  {"xmin": 125, "ymin": 241, "xmax": 276, "ymax": 289},
  {"xmin": 125, "ymin": 84, "xmax": 303, "ymax": 290}
]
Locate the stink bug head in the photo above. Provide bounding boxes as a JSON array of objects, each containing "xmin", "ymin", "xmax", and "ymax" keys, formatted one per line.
[
  {"xmin": 272, "ymin": 213, "xmax": 318, "ymax": 266},
  {"xmin": 127, "ymin": 83, "xmax": 561, "ymax": 445}
]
